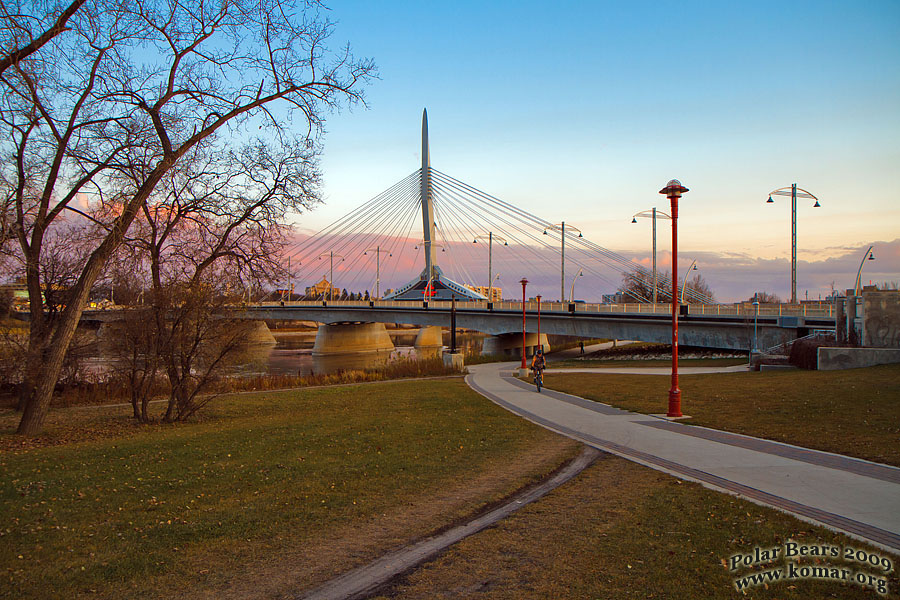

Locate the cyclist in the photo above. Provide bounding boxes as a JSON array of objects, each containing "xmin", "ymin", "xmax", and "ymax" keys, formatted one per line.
[{"xmin": 531, "ymin": 348, "xmax": 546, "ymax": 392}]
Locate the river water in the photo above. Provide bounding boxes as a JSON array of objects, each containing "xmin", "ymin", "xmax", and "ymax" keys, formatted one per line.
[
  {"xmin": 80, "ymin": 328, "xmax": 485, "ymax": 379},
  {"xmin": 232, "ymin": 330, "xmax": 484, "ymax": 376}
]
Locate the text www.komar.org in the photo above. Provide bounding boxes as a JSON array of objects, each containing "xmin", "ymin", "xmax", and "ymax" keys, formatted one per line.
[{"xmin": 729, "ymin": 541, "xmax": 893, "ymax": 595}]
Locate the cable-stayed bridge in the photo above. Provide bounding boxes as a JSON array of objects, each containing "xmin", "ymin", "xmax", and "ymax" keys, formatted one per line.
[
  {"xmin": 238, "ymin": 110, "xmax": 831, "ymax": 353},
  {"xmin": 284, "ymin": 110, "xmax": 714, "ymax": 305},
  {"xmin": 79, "ymin": 111, "xmax": 835, "ymax": 354}
]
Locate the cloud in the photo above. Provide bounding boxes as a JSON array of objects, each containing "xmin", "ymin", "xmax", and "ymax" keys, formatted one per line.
[{"xmin": 284, "ymin": 227, "xmax": 898, "ymax": 303}]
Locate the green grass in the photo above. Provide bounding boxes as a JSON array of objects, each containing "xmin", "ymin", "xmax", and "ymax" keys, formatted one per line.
[
  {"xmin": 543, "ymin": 363, "xmax": 900, "ymax": 466},
  {"xmin": 0, "ymin": 379, "xmax": 577, "ymax": 599},
  {"xmin": 376, "ymin": 454, "xmax": 900, "ymax": 599}
]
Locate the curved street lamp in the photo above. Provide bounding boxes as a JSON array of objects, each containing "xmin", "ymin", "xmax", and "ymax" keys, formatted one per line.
[
  {"xmin": 679, "ymin": 260, "xmax": 698, "ymax": 304},
  {"xmin": 631, "ymin": 208, "xmax": 672, "ymax": 304},
  {"xmin": 854, "ymin": 246, "xmax": 875, "ymax": 296},
  {"xmin": 569, "ymin": 268, "xmax": 584, "ymax": 303},
  {"xmin": 543, "ymin": 221, "xmax": 583, "ymax": 302},
  {"xmin": 767, "ymin": 183, "xmax": 821, "ymax": 304}
]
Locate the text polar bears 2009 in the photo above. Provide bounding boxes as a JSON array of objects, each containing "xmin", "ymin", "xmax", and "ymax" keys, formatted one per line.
[{"xmin": 729, "ymin": 541, "xmax": 893, "ymax": 595}]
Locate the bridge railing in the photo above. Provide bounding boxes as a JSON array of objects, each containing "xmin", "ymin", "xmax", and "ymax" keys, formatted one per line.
[{"xmin": 254, "ymin": 299, "xmax": 834, "ymax": 318}]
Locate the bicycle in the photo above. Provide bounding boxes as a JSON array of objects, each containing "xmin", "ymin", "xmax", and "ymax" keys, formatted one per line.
[{"xmin": 533, "ymin": 367, "xmax": 543, "ymax": 392}]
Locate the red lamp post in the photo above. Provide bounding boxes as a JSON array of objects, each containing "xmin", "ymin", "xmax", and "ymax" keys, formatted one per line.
[
  {"xmin": 659, "ymin": 179, "xmax": 689, "ymax": 418},
  {"xmin": 520, "ymin": 278, "xmax": 529, "ymax": 369},
  {"xmin": 536, "ymin": 294, "xmax": 542, "ymax": 354}
]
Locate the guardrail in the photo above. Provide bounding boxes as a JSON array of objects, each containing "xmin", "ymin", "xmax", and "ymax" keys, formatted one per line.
[{"xmin": 253, "ymin": 300, "xmax": 835, "ymax": 318}]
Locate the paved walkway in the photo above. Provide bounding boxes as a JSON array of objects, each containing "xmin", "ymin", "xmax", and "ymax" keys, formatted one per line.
[{"xmin": 466, "ymin": 361, "xmax": 900, "ymax": 553}]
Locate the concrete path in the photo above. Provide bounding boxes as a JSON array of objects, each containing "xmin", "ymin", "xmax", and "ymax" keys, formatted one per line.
[{"xmin": 466, "ymin": 361, "xmax": 900, "ymax": 553}]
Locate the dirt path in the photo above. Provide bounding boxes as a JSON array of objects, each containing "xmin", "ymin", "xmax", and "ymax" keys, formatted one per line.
[{"xmin": 296, "ymin": 446, "xmax": 601, "ymax": 600}]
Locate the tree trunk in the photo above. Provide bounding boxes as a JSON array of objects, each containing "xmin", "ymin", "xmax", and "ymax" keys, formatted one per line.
[{"xmin": 16, "ymin": 168, "xmax": 168, "ymax": 435}]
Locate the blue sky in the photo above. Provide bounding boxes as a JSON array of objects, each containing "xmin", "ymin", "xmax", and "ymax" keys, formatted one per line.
[{"xmin": 290, "ymin": 1, "xmax": 900, "ymax": 301}]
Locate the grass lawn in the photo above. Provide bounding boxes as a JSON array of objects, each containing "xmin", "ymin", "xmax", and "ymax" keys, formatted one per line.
[
  {"xmin": 0, "ymin": 379, "xmax": 579, "ymax": 599},
  {"xmin": 376, "ymin": 453, "xmax": 900, "ymax": 599},
  {"xmin": 552, "ymin": 357, "xmax": 747, "ymax": 368},
  {"xmin": 543, "ymin": 363, "xmax": 900, "ymax": 466}
]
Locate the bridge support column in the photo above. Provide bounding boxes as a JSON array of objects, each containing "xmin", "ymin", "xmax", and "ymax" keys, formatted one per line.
[
  {"xmin": 482, "ymin": 333, "xmax": 549, "ymax": 357},
  {"xmin": 312, "ymin": 322, "xmax": 394, "ymax": 355},
  {"xmin": 245, "ymin": 321, "xmax": 277, "ymax": 345},
  {"xmin": 414, "ymin": 326, "xmax": 443, "ymax": 349}
]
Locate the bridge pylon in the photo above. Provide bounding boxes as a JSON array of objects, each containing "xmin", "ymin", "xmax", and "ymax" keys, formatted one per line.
[{"xmin": 385, "ymin": 110, "xmax": 486, "ymax": 302}]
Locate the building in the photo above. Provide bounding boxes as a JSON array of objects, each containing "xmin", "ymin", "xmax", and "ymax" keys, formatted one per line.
[
  {"xmin": 465, "ymin": 285, "xmax": 502, "ymax": 302},
  {"xmin": 305, "ymin": 276, "xmax": 337, "ymax": 300}
]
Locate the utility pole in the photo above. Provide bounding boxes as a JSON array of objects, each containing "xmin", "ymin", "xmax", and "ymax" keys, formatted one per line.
[
  {"xmin": 544, "ymin": 221, "xmax": 582, "ymax": 302},
  {"xmin": 365, "ymin": 246, "xmax": 390, "ymax": 298}
]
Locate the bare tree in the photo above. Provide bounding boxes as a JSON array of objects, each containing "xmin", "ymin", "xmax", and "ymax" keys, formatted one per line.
[
  {"xmin": 2, "ymin": 1, "xmax": 374, "ymax": 434},
  {"xmin": 619, "ymin": 267, "xmax": 716, "ymax": 304},
  {"xmin": 109, "ymin": 139, "xmax": 319, "ymax": 422},
  {"xmin": 751, "ymin": 291, "xmax": 781, "ymax": 303},
  {"xmin": 683, "ymin": 272, "xmax": 715, "ymax": 304},
  {"xmin": 0, "ymin": 0, "xmax": 87, "ymax": 74},
  {"xmin": 618, "ymin": 268, "xmax": 656, "ymax": 302}
]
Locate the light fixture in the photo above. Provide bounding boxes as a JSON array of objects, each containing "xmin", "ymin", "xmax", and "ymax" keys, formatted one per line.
[
  {"xmin": 813, "ymin": 200, "xmax": 821, "ymax": 208},
  {"xmin": 632, "ymin": 217, "xmax": 637, "ymax": 223},
  {"xmin": 767, "ymin": 196, "xmax": 774, "ymax": 203}
]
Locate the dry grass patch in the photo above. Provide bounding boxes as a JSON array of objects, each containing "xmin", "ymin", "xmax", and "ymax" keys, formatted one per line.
[
  {"xmin": 376, "ymin": 454, "xmax": 900, "ymax": 599},
  {"xmin": 0, "ymin": 379, "xmax": 578, "ymax": 599}
]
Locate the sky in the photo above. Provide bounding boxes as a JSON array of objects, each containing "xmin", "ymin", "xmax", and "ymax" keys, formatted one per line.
[{"xmin": 287, "ymin": 0, "xmax": 900, "ymax": 302}]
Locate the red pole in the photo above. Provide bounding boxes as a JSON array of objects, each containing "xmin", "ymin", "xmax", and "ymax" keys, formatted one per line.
[
  {"xmin": 520, "ymin": 278, "xmax": 529, "ymax": 369},
  {"xmin": 536, "ymin": 294, "xmax": 542, "ymax": 354},
  {"xmin": 660, "ymin": 180, "xmax": 688, "ymax": 418}
]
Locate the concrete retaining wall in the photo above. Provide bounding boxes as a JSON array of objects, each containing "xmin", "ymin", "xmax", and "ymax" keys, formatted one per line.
[
  {"xmin": 817, "ymin": 347, "xmax": 900, "ymax": 370},
  {"xmin": 863, "ymin": 290, "xmax": 900, "ymax": 348}
]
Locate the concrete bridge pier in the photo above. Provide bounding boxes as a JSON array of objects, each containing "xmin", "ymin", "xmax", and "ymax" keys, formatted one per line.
[
  {"xmin": 414, "ymin": 326, "xmax": 444, "ymax": 350},
  {"xmin": 312, "ymin": 322, "xmax": 394, "ymax": 355},
  {"xmin": 482, "ymin": 332, "xmax": 549, "ymax": 357},
  {"xmin": 245, "ymin": 321, "xmax": 277, "ymax": 345}
]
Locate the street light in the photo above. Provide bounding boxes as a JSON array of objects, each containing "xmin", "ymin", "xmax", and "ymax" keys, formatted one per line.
[
  {"xmin": 631, "ymin": 208, "xmax": 672, "ymax": 305},
  {"xmin": 317, "ymin": 251, "xmax": 344, "ymax": 300},
  {"xmin": 473, "ymin": 232, "xmax": 507, "ymax": 302},
  {"xmin": 659, "ymin": 179, "xmax": 688, "ymax": 418},
  {"xmin": 520, "ymin": 278, "xmax": 529, "ymax": 369},
  {"xmin": 543, "ymin": 221, "xmax": 583, "ymax": 302},
  {"xmin": 854, "ymin": 246, "xmax": 875, "ymax": 296},
  {"xmin": 364, "ymin": 246, "xmax": 392, "ymax": 299},
  {"xmin": 679, "ymin": 260, "xmax": 698, "ymax": 304},
  {"xmin": 766, "ymin": 183, "xmax": 821, "ymax": 304},
  {"xmin": 752, "ymin": 293, "xmax": 760, "ymax": 357},
  {"xmin": 569, "ymin": 268, "xmax": 584, "ymax": 303}
]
